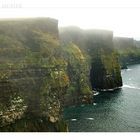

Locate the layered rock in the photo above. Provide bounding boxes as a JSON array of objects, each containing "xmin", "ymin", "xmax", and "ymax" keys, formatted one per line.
[
  {"xmin": 0, "ymin": 18, "xmax": 69, "ymax": 132},
  {"xmin": 60, "ymin": 27, "xmax": 122, "ymax": 91},
  {"xmin": 61, "ymin": 43, "xmax": 92, "ymax": 105}
]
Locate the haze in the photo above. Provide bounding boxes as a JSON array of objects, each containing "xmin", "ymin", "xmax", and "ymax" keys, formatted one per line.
[{"xmin": 0, "ymin": 0, "xmax": 140, "ymax": 39}]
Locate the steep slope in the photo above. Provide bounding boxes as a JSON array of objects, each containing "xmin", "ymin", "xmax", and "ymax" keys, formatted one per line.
[
  {"xmin": 0, "ymin": 18, "xmax": 69, "ymax": 132},
  {"xmin": 60, "ymin": 27, "xmax": 122, "ymax": 90},
  {"xmin": 61, "ymin": 43, "xmax": 92, "ymax": 105}
]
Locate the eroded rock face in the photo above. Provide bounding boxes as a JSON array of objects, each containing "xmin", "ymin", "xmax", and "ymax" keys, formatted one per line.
[
  {"xmin": 60, "ymin": 28, "xmax": 122, "ymax": 90},
  {"xmin": 0, "ymin": 18, "xmax": 69, "ymax": 132},
  {"xmin": 61, "ymin": 43, "xmax": 93, "ymax": 105}
]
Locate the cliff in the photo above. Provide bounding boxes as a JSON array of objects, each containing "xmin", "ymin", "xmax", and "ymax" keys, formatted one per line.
[
  {"xmin": 60, "ymin": 27, "xmax": 122, "ymax": 90},
  {"xmin": 134, "ymin": 40, "xmax": 140, "ymax": 49},
  {"xmin": 0, "ymin": 18, "xmax": 94, "ymax": 132},
  {"xmin": 0, "ymin": 18, "xmax": 69, "ymax": 132},
  {"xmin": 61, "ymin": 43, "xmax": 92, "ymax": 105},
  {"xmin": 113, "ymin": 37, "xmax": 140, "ymax": 68},
  {"xmin": 0, "ymin": 18, "xmax": 124, "ymax": 131}
]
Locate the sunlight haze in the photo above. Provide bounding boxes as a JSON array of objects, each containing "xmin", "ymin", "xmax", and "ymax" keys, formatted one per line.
[{"xmin": 0, "ymin": 0, "xmax": 140, "ymax": 39}]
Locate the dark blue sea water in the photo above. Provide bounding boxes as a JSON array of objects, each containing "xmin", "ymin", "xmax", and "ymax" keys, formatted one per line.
[{"xmin": 63, "ymin": 64, "xmax": 140, "ymax": 132}]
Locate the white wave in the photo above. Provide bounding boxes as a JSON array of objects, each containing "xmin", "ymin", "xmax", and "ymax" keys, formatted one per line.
[
  {"xmin": 93, "ymin": 103, "xmax": 97, "ymax": 106},
  {"xmin": 100, "ymin": 87, "xmax": 121, "ymax": 91},
  {"xmin": 126, "ymin": 69, "xmax": 132, "ymax": 71},
  {"xmin": 86, "ymin": 118, "xmax": 94, "ymax": 120},
  {"xmin": 94, "ymin": 92, "xmax": 99, "ymax": 96},
  {"xmin": 123, "ymin": 85, "xmax": 140, "ymax": 90},
  {"xmin": 71, "ymin": 119, "xmax": 77, "ymax": 121}
]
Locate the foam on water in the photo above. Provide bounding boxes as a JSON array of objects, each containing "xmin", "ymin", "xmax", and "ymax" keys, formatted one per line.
[
  {"xmin": 94, "ymin": 92, "xmax": 100, "ymax": 96},
  {"xmin": 126, "ymin": 69, "xmax": 132, "ymax": 71},
  {"xmin": 93, "ymin": 103, "xmax": 97, "ymax": 106},
  {"xmin": 86, "ymin": 118, "xmax": 94, "ymax": 120},
  {"xmin": 71, "ymin": 119, "xmax": 77, "ymax": 121},
  {"xmin": 123, "ymin": 85, "xmax": 140, "ymax": 90}
]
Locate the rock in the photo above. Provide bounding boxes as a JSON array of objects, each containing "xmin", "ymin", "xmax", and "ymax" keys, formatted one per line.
[
  {"xmin": 49, "ymin": 116, "xmax": 58, "ymax": 123},
  {"xmin": 60, "ymin": 27, "xmax": 122, "ymax": 91}
]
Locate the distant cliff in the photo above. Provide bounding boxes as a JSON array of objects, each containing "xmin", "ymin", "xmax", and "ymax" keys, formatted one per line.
[
  {"xmin": 60, "ymin": 27, "xmax": 122, "ymax": 90},
  {"xmin": 113, "ymin": 37, "xmax": 140, "ymax": 68}
]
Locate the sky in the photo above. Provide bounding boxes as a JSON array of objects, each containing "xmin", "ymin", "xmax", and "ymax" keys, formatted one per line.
[{"xmin": 0, "ymin": 0, "xmax": 140, "ymax": 39}]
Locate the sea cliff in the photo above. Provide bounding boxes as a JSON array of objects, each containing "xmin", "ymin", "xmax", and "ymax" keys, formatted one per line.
[
  {"xmin": 60, "ymin": 27, "xmax": 122, "ymax": 90},
  {"xmin": 0, "ymin": 18, "xmax": 123, "ymax": 131}
]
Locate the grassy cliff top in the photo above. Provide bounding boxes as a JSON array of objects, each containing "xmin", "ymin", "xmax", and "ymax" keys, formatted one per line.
[
  {"xmin": 0, "ymin": 17, "xmax": 59, "ymax": 38},
  {"xmin": 0, "ymin": 17, "xmax": 58, "ymax": 23}
]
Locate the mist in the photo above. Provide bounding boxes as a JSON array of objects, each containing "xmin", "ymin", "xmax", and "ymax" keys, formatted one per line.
[{"xmin": 0, "ymin": 0, "xmax": 140, "ymax": 39}]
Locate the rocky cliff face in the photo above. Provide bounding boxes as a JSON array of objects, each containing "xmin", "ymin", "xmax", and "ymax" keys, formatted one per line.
[
  {"xmin": 0, "ymin": 18, "xmax": 69, "ymax": 132},
  {"xmin": 60, "ymin": 28, "xmax": 122, "ymax": 90},
  {"xmin": 0, "ymin": 18, "xmax": 123, "ymax": 131},
  {"xmin": 113, "ymin": 37, "xmax": 140, "ymax": 68},
  {"xmin": 0, "ymin": 18, "xmax": 94, "ymax": 132},
  {"xmin": 61, "ymin": 43, "xmax": 93, "ymax": 105}
]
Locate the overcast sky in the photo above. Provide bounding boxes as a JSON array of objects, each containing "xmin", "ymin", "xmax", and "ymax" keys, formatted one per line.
[{"xmin": 0, "ymin": 0, "xmax": 140, "ymax": 39}]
